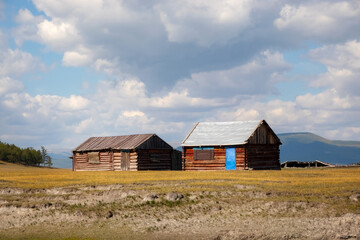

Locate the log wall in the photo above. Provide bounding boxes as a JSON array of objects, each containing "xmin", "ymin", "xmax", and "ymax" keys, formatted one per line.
[
  {"xmin": 73, "ymin": 149, "xmax": 179, "ymax": 171},
  {"xmin": 113, "ymin": 151, "xmax": 122, "ymax": 171},
  {"xmin": 137, "ymin": 149, "xmax": 172, "ymax": 170},
  {"xmin": 112, "ymin": 151, "xmax": 138, "ymax": 171},
  {"xmin": 236, "ymin": 147, "xmax": 246, "ymax": 170},
  {"xmin": 129, "ymin": 151, "xmax": 138, "ymax": 171},
  {"xmin": 246, "ymin": 144, "xmax": 280, "ymax": 170},
  {"xmin": 73, "ymin": 151, "xmax": 113, "ymax": 171},
  {"xmin": 183, "ymin": 144, "xmax": 280, "ymax": 171},
  {"xmin": 183, "ymin": 147, "xmax": 246, "ymax": 171},
  {"xmin": 183, "ymin": 147, "xmax": 224, "ymax": 170}
]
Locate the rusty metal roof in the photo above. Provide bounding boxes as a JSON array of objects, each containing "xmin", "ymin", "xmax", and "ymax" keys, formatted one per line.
[{"xmin": 73, "ymin": 134, "xmax": 155, "ymax": 152}]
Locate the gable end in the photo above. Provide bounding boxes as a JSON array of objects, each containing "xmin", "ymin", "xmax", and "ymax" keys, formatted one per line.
[
  {"xmin": 136, "ymin": 134, "xmax": 173, "ymax": 150},
  {"xmin": 246, "ymin": 120, "xmax": 281, "ymax": 145}
]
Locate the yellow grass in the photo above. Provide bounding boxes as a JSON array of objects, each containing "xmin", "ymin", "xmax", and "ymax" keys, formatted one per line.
[{"xmin": 1, "ymin": 161, "xmax": 360, "ymax": 199}]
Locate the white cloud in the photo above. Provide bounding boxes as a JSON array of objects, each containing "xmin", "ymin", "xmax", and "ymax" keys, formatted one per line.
[
  {"xmin": 0, "ymin": 77, "xmax": 24, "ymax": 96},
  {"xmin": 59, "ymin": 95, "xmax": 90, "ymax": 111},
  {"xmin": 122, "ymin": 111, "xmax": 145, "ymax": 118},
  {"xmin": 213, "ymin": 95, "xmax": 360, "ymax": 140},
  {"xmin": 33, "ymin": 0, "xmax": 136, "ymax": 22},
  {"xmin": 63, "ymin": 47, "xmax": 93, "ymax": 67},
  {"xmin": 74, "ymin": 118, "xmax": 94, "ymax": 134},
  {"xmin": 149, "ymin": 90, "xmax": 231, "ymax": 109},
  {"xmin": 37, "ymin": 19, "xmax": 81, "ymax": 51},
  {"xmin": 157, "ymin": 0, "xmax": 252, "ymax": 46},
  {"xmin": 308, "ymin": 40, "xmax": 360, "ymax": 97},
  {"xmin": 0, "ymin": 49, "xmax": 45, "ymax": 77},
  {"xmin": 13, "ymin": 8, "xmax": 44, "ymax": 45},
  {"xmin": 174, "ymin": 51, "xmax": 290, "ymax": 98},
  {"xmin": 326, "ymin": 127, "xmax": 360, "ymax": 140},
  {"xmin": 309, "ymin": 40, "xmax": 360, "ymax": 69},
  {"xmin": 3, "ymin": 0, "xmax": 360, "ymax": 150},
  {"xmin": 0, "ymin": 30, "xmax": 7, "ymax": 49},
  {"xmin": 296, "ymin": 89, "xmax": 357, "ymax": 110},
  {"xmin": 274, "ymin": 1, "xmax": 360, "ymax": 41}
]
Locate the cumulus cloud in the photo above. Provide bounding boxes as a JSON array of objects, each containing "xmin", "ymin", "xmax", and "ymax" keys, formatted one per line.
[
  {"xmin": 174, "ymin": 51, "xmax": 291, "ymax": 98},
  {"xmin": 156, "ymin": 0, "xmax": 252, "ymax": 46},
  {"xmin": 308, "ymin": 40, "xmax": 360, "ymax": 97},
  {"xmin": 7, "ymin": 1, "xmax": 276, "ymax": 91},
  {"xmin": 2, "ymin": 0, "xmax": 360, "ymax": 151},
  {"xmin": 213, "ymin": 94, "xmax": 360, "ymax": 140},
  {"xmin": 149, "ymin": 90, "xmax": 232, "ymax": 109},
  {"xmin": 58, "ymin": 95, "xmax": 90, "ymax": 111},
  {"xmin": 63, "ymin": 47, "xmax": 93, "ymax": 67},
  {"xmin": 296, "ymin": 89, "xmax": 353, "ymax": 110},
  {"xmin": 0, "ymin": 77, "xmax": 24, "ymax": 96},
  {"xmin": 0, "ymin": 49, "xmax": 45, "ymax": 77},
  {"xmin": 37, "ymin": 19, "xmax": 81, "ymax": 51},
  {"xmin": 8, "ymin": 0, "xmax": 357, "ymax": 94},
  {"xmin": 274, "ymin": 1, "xmax": 360, "ymax": 42},
  {"xmin": 0, "ymin": 30, "xmax": 7, "ymax": 49},
  {"xmin": 12, "ymin": 8, "xmax": 44, "ymax": 45}
]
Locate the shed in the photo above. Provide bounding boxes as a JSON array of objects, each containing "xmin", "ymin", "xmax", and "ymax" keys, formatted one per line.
[
  {"xmin": 181, "ymin": 120, "xmax": 281, "ymax": 170},
  {"xmin": 281, "ymin": 160, "xmax": 335, "ymax": 168},
  {"xmin": 72, "ymin": 134, "xmax": 182, "ymax": 171}
]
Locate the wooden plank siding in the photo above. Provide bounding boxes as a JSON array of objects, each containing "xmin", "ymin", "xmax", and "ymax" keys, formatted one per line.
[
  {"xmin": 136, "ymin": 135, "xmax": 173, "ymax": 150},
  {"xmin": 247, "ymin": 123, "xmax": 280, "ymax": 145}
]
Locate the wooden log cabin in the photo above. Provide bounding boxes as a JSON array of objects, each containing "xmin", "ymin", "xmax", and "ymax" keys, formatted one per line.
[
  {"xmin": 72, "ymin": 134, "xmax": 182, "ymax": 171},
  {"xmin": 181, "ymin": 120, "xmax": 281, "ymax": 170}
]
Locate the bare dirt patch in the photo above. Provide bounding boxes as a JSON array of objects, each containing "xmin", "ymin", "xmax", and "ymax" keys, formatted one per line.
[{"xmin": 0, "ymin": 180, "xmax": 359, "ymax": 240}]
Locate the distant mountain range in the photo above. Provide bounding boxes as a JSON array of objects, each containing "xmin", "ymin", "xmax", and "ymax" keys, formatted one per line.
[
  {"xmin": 50, "ymin": 132, "xmax": 360, "ymax": 169},
  {"xmin": 49, "ymin": 152, "xmax": 72, "ymax": 169},
  {"xmin": 278, "ymin": 132, "xmax": 360, "ymax": 165}
]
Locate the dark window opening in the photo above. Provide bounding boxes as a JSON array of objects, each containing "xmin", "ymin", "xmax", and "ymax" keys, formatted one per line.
[
  {"xmin": 88, "ymin": 152, "xmax": 100, "ymax": 164},
  {"xmin": 150, "ymin": 153, "xmax": 168, "ymax": 162},
  {"xmin": 194, "ymin": 149, "xmax": 214, "ymax": 160}
]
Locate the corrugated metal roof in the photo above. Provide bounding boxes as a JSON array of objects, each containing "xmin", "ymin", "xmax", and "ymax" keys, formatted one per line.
[
  {"xmin": 181, "ymin": 120, "xmax": 262, "ymax": 146},
  {"xmin": 74, "ymin": 134, "xmax": 154, "ymax": 152}
]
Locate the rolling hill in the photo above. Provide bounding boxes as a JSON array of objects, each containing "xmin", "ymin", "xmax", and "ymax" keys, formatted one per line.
[{"xmin": 278, "ymin": 132, "xmax": 360, "ymax": 165}]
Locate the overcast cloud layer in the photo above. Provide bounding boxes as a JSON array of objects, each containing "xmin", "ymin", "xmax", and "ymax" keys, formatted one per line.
[{"xmin": 0, "ymin": 0, "xmax": 360, "ymax": 151}]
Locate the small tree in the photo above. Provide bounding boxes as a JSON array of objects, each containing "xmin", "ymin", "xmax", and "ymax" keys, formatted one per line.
[{"xmin": 40, "ymin": 146, "xmax": 52, "ymax": 167}]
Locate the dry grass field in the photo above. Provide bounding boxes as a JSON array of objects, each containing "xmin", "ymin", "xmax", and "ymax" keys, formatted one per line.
[{"xmin": 0, "ymin": 161, "xmax": 359, "ymax": 239}]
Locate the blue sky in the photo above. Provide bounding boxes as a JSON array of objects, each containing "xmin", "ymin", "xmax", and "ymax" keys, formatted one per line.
[{"xmin": 0, "ymin": 0, "xmax": 360, "ymax": 152}]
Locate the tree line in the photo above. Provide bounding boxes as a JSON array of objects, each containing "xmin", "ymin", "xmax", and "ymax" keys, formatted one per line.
[{"xmin": 0, "ymin": 141, "xmax": 52, "ymax": 167}]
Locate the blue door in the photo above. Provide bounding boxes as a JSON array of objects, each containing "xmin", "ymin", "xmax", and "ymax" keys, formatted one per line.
[{"xmin": 226, "ymin": 148, "xmax": 236, "ymax": 170}]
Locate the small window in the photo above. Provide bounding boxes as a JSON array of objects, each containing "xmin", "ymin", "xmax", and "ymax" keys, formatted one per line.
[
  {"xmin": 150, "ymin": 153, "xmax": 161, "ymax": 163},
  {"xmin": 88, "ymin": 152, "xmax": 100, "ymax": 164},
  {"xmin": 150, "ymin": 153, "xmax": 169, "ymax": 162},
  {"xmin": 194, "ymin": 149, "xmax": 214, "ymax": 160}
]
